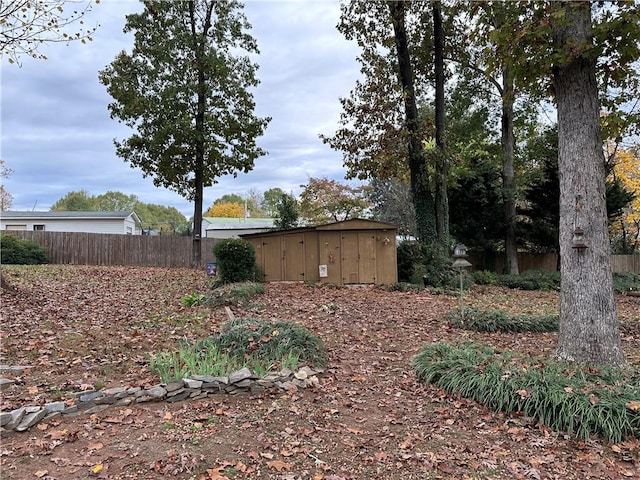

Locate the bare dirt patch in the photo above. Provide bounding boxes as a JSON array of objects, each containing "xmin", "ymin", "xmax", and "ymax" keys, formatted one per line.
[{"xmin": 1, "ymin": 265, "xmax": 639, "ymax": 479}]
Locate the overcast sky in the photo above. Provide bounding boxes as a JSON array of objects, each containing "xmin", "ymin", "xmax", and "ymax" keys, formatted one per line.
[{"xmin": 1, "ymin": 0, "xmax": 362, "ymax": 218}]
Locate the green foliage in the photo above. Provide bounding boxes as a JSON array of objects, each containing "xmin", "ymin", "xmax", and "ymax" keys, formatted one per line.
[
  {"xmin": 498, "ymin": 270, "xmax": 560, "ymax": 291},
  {"xmin": 0, "ymin": 234, "xmax": 49, "ymax": 265},
  {"xmin": 150, "ymin": 318, "xmax": 326, "ymax": 383},
  {"xmin": 447, "ymin": 307, "xmax": 559, "ymax": 333},
  {"xmin": 205, "ymin": 282, "xmax": 265, "ymax": 307},
  {"xmin": 613, "ymin": 273, "xmax": 640, "ymax": 293},
  {"xmin": 181, "ymin": 291, "xmax": 206, "ymax": 307},
  {"xmin": 210, "ymin": 317, "xmax": 326, "ymax": 368},
  {"xmin": 212, "ymin": 239, "xmax": 257, "ymax": 284},
  {"xmin": 420, "ymin": 246, "xmax": 463, "ymax": 290},
  {"xmin": 299, "ymin": 177, "xmax": 371, "ymax": 224},
  {"xmin": 413, "ymin": 342, "xmax": 640, "ymax": 442},
  {"xmin": 273, "ymin": 192, "xmax": 300, "ymax": 230},
  {"xmin": 396, "ymin": 241, "xmax": 425, "ymax": 283},
  {"xmin": 472, "ymin": 270, "xmax": 499, "ymax": 285},
  {"xmin": 383, "ymin": 282, "xmax": 424, "ymax": 293}
]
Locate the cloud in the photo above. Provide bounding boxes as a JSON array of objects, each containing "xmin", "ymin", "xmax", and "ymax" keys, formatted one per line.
[{"xmin": 1, "ymin": 0, "xmax": 361, "ymax": 217}]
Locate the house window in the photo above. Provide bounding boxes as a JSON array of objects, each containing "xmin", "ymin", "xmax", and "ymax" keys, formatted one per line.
[
  {"xmin": 126, "ymin": 226, "xmax": 133, "ymax": 235},
  {"xmin": 33, "ymin": 225, "xmax": 45, "ymax": 231},
  {"xmin": 5, "ymin": 225, "xmax": 27, "ymax": 231}
]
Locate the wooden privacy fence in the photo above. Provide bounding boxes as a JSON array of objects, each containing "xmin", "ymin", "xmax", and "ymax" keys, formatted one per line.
[
  {"xmin": 7, "ymin": 231, "xmax": 219, "ymax": 268},
  {"xmin": 4, "ymin": 231, "xmax": 639, "ymax": 273},
  {"xmin": 469, "ymin": 252, "xmax": 640, "ymax": 274}
]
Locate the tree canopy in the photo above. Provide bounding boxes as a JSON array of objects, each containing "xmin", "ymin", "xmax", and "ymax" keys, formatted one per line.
[
  {"xmin": 99, "ymin": 0, "xmax": 269, "ymax": 264},
  {"xmin": 50, "ymin": 189, "xmax": 188, "ymax": 234},
  {"xmin": 0, "ymin": 0, "xmax": 98, "ymax": 64}
]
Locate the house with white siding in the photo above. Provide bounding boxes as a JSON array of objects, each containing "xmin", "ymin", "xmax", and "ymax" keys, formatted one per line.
[
  {"xmin": 0, "ymin": 211, "xmax": 143, "ymax": 235},
  {"xmin": 202, "ymin": 217, "xmax": 275, "ymax": 239}
]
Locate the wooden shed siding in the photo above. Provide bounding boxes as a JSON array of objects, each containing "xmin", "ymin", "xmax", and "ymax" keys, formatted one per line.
[{"xmin": 243, "ymin": 220, "xmax": 399, "ymax": 285}]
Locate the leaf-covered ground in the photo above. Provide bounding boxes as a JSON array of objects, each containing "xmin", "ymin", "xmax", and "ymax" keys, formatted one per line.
[{"xmin": 1, "ymin": 265, "xmax": 639, "ymax": 480}]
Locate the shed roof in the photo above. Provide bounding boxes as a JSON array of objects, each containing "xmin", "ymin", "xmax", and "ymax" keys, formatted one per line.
[{"xmin": 240, "ymin": 218, "xmax": 398, "ymax": 239}]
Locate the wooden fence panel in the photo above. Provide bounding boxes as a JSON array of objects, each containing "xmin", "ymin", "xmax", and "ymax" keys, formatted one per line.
[
  {"xmin": 6, "ymin": 231, "xmax": 219, "ymax": 269},
  {"xmin": 4, "ymin": 231, "xmax": 639, "ymax": 273}
]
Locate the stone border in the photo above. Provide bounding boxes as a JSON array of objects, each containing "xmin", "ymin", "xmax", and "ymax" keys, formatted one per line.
[{"xmin": 0, "ymin": 365, "xmax": 322, "ymax": 433}]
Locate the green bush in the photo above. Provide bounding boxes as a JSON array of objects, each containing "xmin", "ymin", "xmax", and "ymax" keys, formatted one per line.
[
  {"xmin": 498, "ymin": 270, "xmax": 560, "ymax": 291},
  {"xmin": 0, "ymin": 234, "xmax": 49, "ymax": 265},
  {"xmin": 613, "ymin": 272, "xmax": 640, "ymax": 293},
  {"xmin": 447, "ymin": 307, "xmax": 559, "ymax": 333},
  {"xmin": 383, "ymin": 282, "xmax": 424, "ymax": 292},
  {"xmin": 210, "ymin": 317, "xmax": 326, "ymax": 367},
  {"xmin": 472, "ymin": 270, "xmax": 499, "ymax": 285},
  {"xmin": 396, "ymin": 241, "xmax": 425, "ymax": 283},
  {"xmin": 413, "ymin": 342, "xmax": 640, "ymax": 442},
  {"xmin": 212, "ymin": 239, "xmax": 258, "ymax": 284}
]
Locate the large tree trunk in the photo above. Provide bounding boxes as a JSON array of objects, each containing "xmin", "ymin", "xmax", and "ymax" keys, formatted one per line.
[
  {"xmin": 189, "ymin": 0, "xmax": 212, "ymax": 267},
  {"xmin": 433, "ymin": 1, "xmax": 449, "ymax": 253},
  {"xmin": 552, "ymin": 2, "xmax": 624, "ymax": 366},
  {"xmin": 501, "ymin": 67, "xmax": 519, "ymax": 274},
  {"xmin": 389, "ymin": 0, "xmax": 436, "ymax": 244}
]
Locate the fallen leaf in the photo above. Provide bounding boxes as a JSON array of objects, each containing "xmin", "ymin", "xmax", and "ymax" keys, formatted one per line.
[
  {"xmin": 260, "ymin": 452, "xmax": 274, "ymax": 459},
  {"xmin": 88, "ymin": 442, "xmax": 104, "ymax": 451},
  {"xmin": 626, "ymin": 400, "xmax": 640, "ymax": 411},
  {"xmin": 267, "ymin": 459, "xmax": 291, "ymax": 472},
  {"xmin": 91, "ymin": 463, "xmax": 103, "ymax": 474},
  {"xmin": 34, "ymin": 471, "xmax": 48, "ymax": 478}
]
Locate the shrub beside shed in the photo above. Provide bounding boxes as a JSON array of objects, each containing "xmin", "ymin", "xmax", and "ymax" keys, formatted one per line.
[{"xmin": 240, "ymin": 218, "xmax": 398, "ymax": 286}]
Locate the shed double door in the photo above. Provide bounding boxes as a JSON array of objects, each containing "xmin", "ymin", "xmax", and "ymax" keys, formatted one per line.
[
  {"xmin": 341, "ymin": 232, "xmax": 376, "ymax": 284},
  {"xmin": 260, "ymin": 235, "xmax": 305, "ymax": 282}
]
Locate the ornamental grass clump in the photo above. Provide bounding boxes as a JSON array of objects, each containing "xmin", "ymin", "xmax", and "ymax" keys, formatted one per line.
[
  {"xmin": 209, "ymin": 317, "xmax": 327, "ymax": 368},
  {"xmin": 205, "ymin": 282, "xmax": 265, "ymax": 307},
  {"xmin": 413, "ymin": 342, "xmax": 640, "ymax": 442},
  {"xmin": 150, "ymin": 318, "xmax": 326, "ymax": 383},
  {"xmin": 447, "ymin": 307, "xmax": 559, "ymax": 333}
]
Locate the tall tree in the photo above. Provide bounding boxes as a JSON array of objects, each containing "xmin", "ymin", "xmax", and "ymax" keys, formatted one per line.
[
  {"xmin": 273, "ymin": 192, "xmax": 299, "ymax": 230},
  {"xmin": 94, "ymin": 191, "xmax": 139, "ymax": 211},
  {"xmin": 432, "ymin": 1, "xmax": 449, "ymax": 251},
  {"xmin": 0, "ymin": 159, "xmax": 13, "ymax": 211},
  {"xmin": 552, "ymin": 2, "xmax": 624, "ymax": 365},
  {"xmin": 0, "ymin": 0, "xmax": 97, "ymax": 64},
  {"xmin": 261, "ymin": 187, "xmax": 286, "ymax": 217},
  {"xmin": 389, "ymin": 0, "xmax": 437, "ymax": 244},
  {"xmin": 50, "ymin": 189, "xmax": 96, "ymax": 211},
  {"xmin": 299, "ymin": 177, "xmax": 371, "ymax": 224},
  {"xmin": 100, "ymin": 0, "xmax": 269, "ymax": 266}
]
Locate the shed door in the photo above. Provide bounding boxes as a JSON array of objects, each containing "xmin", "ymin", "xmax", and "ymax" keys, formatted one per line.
[
  {"xmin": 341, "ymin": 233, "xmax": 359, "ymax": 284},
  {"xmin": 341, "ymin": 232, "xmax": 377, "ymax": 284},
  {"xmin": 261, "ymin": 238, "xmax": 282, "ymax": 281},
  {"xmin": 283, "ymin": 235, "xmax": 305, "ymax": 281},
  {"xmin": 358, "ymin": 233, "xmax": 377, "ymax": 283}
]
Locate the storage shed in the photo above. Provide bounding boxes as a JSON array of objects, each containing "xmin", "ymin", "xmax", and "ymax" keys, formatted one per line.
[{"xmin": 240, "ymin": 218, "xmax": 398, "ymax": 285}]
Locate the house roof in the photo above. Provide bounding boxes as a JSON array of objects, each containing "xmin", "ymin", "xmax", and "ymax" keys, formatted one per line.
[
  {"xmin": 2, "ymin": 211, "xmax": 142, "ymax": 222},
  {"xmin": 203, "ymin": 217, "xmax": 276, "ymax": 230}
]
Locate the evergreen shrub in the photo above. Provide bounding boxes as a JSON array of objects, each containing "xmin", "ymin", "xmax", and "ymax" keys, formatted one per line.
[
  {"xmin": 413, "ymin": 341, "xmax": 640, "ymax": 442},
  {"xmin": 0, "ymin": 234, "xmax": 49, "ymax": 264},
  {"xmin": 212, "ymin": 239, "xmax": 258, "ymax": 284},
  {"xmin": 447, "ymin": 307, "xmax": 559, "ymax": 333},
  {"xmin": 498, "ymin": 270, "xmax": 560, "ymax": 291}
]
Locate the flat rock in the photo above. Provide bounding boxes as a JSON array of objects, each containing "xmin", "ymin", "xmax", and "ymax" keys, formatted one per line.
[
  {"xmin": 183, "ymin": 379, "xmax": 203, "ymax": 389},
  {"xmin": 146, "ymin": 385, "xmax": 167, "ymax": 399},
  {"xmin": 228, "ymin": 368, "xmax": 253, "ymax": 384},
  {"xmin": 16, "ymin": 409, "xmax": 47, "ymax": 432},
  {"xmin": 44, "ymin": 402, "xmax": 66, "ymax": 414},
  {"xmin": 0, "ymin": 378, "xmax": 15, "ymax": 389}
]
